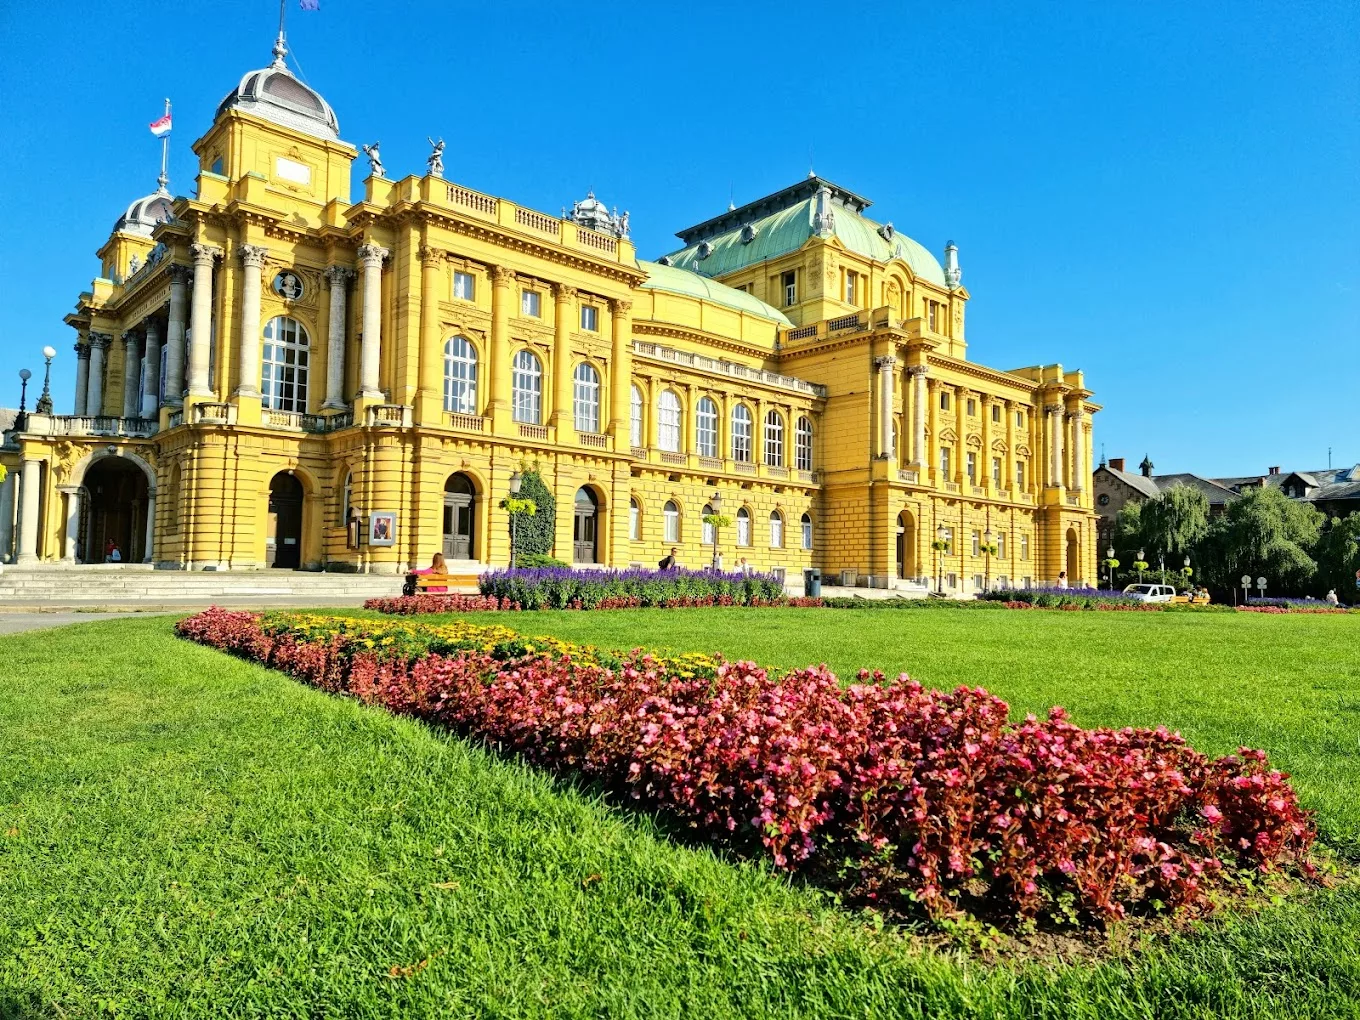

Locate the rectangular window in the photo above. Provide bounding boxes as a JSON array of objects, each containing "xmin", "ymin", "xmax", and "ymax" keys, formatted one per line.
[
  {"xmin": 521, "ymin": 290, "xmax": 540, "ymax": 318},
  {"xmin": 453, "ymin": 271, "xmax": 475, "ymax": 301},
  {"xmin": 1023, "ymin": 575, "xmax": 1032, "ymax": 588},
  {"xmin": 973, "ymin": 574, "xmax": 984, "ymax": 592},
  {"xmin": 782, "ymin": 270, "xmax": 797, "ymax": 307},
  {"xmin": 966, "ymin": 452, "xmax": 977, "ymax": 483},
  {"xmin": 629, "ymin": 502, "xmax": 640, "ymax": 540},
  {"xmin": 580, "ymin": 305, "xmax": 598, "ymax": 331},
  {"xmin": 844, "ymin": 271, "xmax": 857, "ymax": 305},
  {"xmin": 1021, "ymin": 534, "xmax": 1030, "ymax": 561},
  {"xmin": 971, "ymin": 531, "xmax": 980, "ymax": 557},
  {"xmin": 939, "ymin": 390, "xmax": 950, "ymax": 411},
  {"xmin": 947, "ymin": 572, "xmax": 957, "ymax": 589},
  {"xmin": 1016, "ymin": 410, "xmax": 1025, "ymax": 428},
  {"xmin": 992, "ymin": 404, "xmax": 1001, "ymax": 423},
  {"xmin": 967, "ymin": 398, "xmax": 977, "ymax": 416},
  {"xmin": 1016, "ymin": 460, "xmax": 1025, "ymax": 491},
  {"xmin": 940, "ymin": 446, "xmax": 951, "ymax": 478},
  {"xmin": 997, "ymin": 533, "xmax": 1006, "ymax": 559},
  {"xmin": 927, "ymin": 301, "xmax": 938, "ymax": 331},
  {"xmin": 801, "ymin": 517, "xmax": 812, "ymax": 550},
  {"xmin": 992, "ymin": 457, "xmax": 1002, "ymax": 486}
]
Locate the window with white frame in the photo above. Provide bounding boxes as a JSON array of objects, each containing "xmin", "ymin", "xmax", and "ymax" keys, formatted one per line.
[
  {"xmin": 663, "ymin": 500, "xmax": 680, "ymax": 542},
  {"xmin": 511, "ymin": 349, "xmax": 542, "ymax": 424},
  {"xmin": 973, "ymin": 574, "xmax": 984, "ymax": 591},
  {"xmin": 966, "ymin": 452, "xmax": 977, "ymax": 483},
  {"xmin": 971, "ymin": 530, "xmax": 980, "ymax": 557},
  {"xmin": 763, "ymin": 410, "xmax": 784, "ymax": 467},
  {"xmin": 453, "ymin": 271, "xmax": 475, "ymax": 301},
  {"xmin": 1021, "ymin": 534, "xmax": 1030, "ymax": 560},
  {"xmin": 702, "ymin": 503, "xmax": 715, "ymax": 545},
  {"xmin": 992, "ymin": 457, "xmax": 1002, "ymax": 486},
  {"xmin": 769, "ymin": 510, "xmax": 783, "ymax": 548},
  {"xmin": 939, "ymin": 390, "xmax": 950, "ymax": 411},
  {"xmin": 629, "ymin": 498, "xmax": 641, "ymax": 540},
  {"xmin": 520, "ymin": 289, "xmax": 541, "ymax": 318},
  {"xmin": 940, "ymin": 446, "xmax": 952, "ymax": 478},
  {"xmin": 795, "ymin": 416, "xmax": 813, "ymax": 471},
  {"xmin": 573, "ymin": 362, "xmax": 600, "ymax": 433},
  {"xmin": 630, "ymin": 385, "xmax": 643, "ymax": 447},
  {"xmin": 736, "ymin": 507, "xmax": 751, "ymax": 546},
  {"xmin": 997, "ymin": 533, "xmax": 1006, "ymax": 559},
  {"xmin": 782, "ymin": 270, "xmax": 797, "ymax": 307},
  {"xmin": 992, "ymin": 403, "xmax": 1002, "ymax": 423},
  {"xmin": 1016, "ymin": 460, "xmax": 1026, "ymax": 491},
  {"xmin": 658, "ymin": 390, "xmax": 682, "ymax": 452},
  {"xmin": 261, "ymin": 315, "xmax": 309, "ymax": 412},
  {"xmin": 696, "ymin": 397, "xmax": 718, "ymax": 458},
  {"xmin": 1016, "ymin": 409, "xmax": 1025, "ymax": 428},
  {"xmin": 731, "ymin": 404, "xmax": 753, "ymax": 462},
  {"xmin": 801, "ymin": 512, "xmax": 813, "ymax": 550},
  {"xmin": 443, "ymin": 336, "xmax": 478, "ymax": 415},
  {"xmin": 580, "ymin": 304, "xmax": 599, "ymax": 332}
]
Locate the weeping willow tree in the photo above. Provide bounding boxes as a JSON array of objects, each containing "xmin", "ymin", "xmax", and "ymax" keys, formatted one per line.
[
  {"xmin": 1200, "ymin": 485, "xmax": 1323, "ymax": 594},
  {"xmin": 1114, "ymin": 484, "xmax": 1210, "ymax": 561}
]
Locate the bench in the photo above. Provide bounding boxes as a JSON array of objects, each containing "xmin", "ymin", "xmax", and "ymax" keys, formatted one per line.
[{"xmin": 402, "ymin": 572, "xmax": 456, "ymax": 596}]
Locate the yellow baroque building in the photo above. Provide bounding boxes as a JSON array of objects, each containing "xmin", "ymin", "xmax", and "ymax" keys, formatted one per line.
[{"xmin": 0, "ymin": 39, "xmax": 1099, "ymax": 590}]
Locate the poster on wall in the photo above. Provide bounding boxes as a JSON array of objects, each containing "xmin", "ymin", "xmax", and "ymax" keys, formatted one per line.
[{"xmin": 369, "ymin": 510, "xmax": 397, "ymax": 547}]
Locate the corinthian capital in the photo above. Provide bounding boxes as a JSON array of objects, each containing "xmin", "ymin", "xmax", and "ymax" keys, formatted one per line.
[
  {"xmin": 610, "ymin": 297, "xmax": 632, "ymax": 315},
  {"xmin": 357, "ymin": 242, "xmax": 389, "ymax": 266},
  {"xmin": 873, "ymin": 355, "xmax": 897, "ymax": 371},
  {"xmin": 905, "ymin": 364, "xmax": 929, "ymax": 377},
  {"xmin": 553, "ymin": 282, "xmax": 577, "ymax": 301},
  {"xmin": 75, "ymin": 341, "xmax": 91, "ymax": 360},
  {"xmin": 419, "ymin": 245, "xmax": 445, "ymax": 269},
  {"xmin": 237, "ymin": 244, "xmax": 269, "ymax": 269},
  {"xmin": 490, "ymin": 264, "xmax": 517, "ymax": 286},
  {"xmin": 190, "ymin": 242, "xmax": 223, "ymax": 265},
  {"xmin": 1044, "ymin": 402, "xmax": 1062, "ymax": 416},
  {"xmin": 121, "ymin": 330, "xmax": 140, "ymax": 349},
  {"xmin": 324, "ymin": 265, "xmax": 355, "ymax": 287},
  {"xmin": 88, "ymin": 332, "xmax": 112, "ymax": 350},
  {"xmin": 167, "ymin": 263, "xmax": 193, "ymax": 285}
]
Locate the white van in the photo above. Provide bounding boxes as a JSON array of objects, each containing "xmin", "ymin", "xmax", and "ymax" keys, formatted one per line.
[{"xmin": 1122, "ymin": 583, "xmax": 1177, "ymax": 603}]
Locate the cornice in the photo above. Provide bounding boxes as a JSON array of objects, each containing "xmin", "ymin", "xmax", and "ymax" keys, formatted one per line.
[
  {"xmin": 631, "ymin": 321, "xmax": 769, "ymax": 361},
  {"xmin": 926, "ymin": 352, "xmax": 1051, "ymax": 394}
]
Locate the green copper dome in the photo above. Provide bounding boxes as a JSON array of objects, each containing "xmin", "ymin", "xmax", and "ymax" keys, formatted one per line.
[{"xmin": 638, "ymin": 260, "xmax": 792, "ymax": 324}]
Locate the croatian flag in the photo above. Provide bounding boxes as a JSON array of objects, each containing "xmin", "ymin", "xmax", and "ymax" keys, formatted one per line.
[
  {"xmin": 300, "ymin": 0, "xmax": 320, "ymax": 9},
  {"xmin": 149, "ymin": 112, "xmax": 172, "ymax": 138}
]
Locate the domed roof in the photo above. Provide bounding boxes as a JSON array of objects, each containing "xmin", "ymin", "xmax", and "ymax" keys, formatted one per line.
[
  {"xmin": 638, "ymin": 260, "xmax": 792, "ymax": 325},
  {"xmin": 215, "ymin": 39, "xmax": 340, "ymax": 141},
  {"xmin": 114, "ymin": 185, "xmax": 174, "ymax": 237}
]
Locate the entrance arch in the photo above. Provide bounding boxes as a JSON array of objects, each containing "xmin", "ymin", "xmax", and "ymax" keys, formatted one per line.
[
  {"xmin": 82, "ymin": 457, "xmax": 149, "ymax": 563},
  {"xmin": 573, "ymin": 487, "xmax": 600, "ymax": 564},
  {"xmin": 897, "ymin": 509, "xmax": 917, "ymax": 580},
  {"xmin": 443, "ymin": 473, "xmax": 476, "ymax": 560},
  {"xmin": 1065, "ymin": 526, "xmax": 1080, "ymax": 585},
  {"xmin": 267, "ymin": 472, "xmax": 304, "ymax": 569}
]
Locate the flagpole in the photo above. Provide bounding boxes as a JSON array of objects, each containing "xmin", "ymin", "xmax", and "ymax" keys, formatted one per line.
[{"xmin": 158, "ymin": 98, "xmax": 171, "ymax": 192}]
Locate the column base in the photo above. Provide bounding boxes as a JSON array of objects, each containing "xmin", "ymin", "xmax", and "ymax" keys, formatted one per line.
[{"xmin": 321, "ymin": 399, "xmax": 350, "ymax": 411}]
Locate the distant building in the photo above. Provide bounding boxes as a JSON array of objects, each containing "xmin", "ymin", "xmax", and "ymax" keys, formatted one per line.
[
  {"xmin": 1092, "ymin": 455, "xmax": 1237, "ymax": 549},
  {"xmin": 1213, "ymin": 465, "xmax": 1360, "ymax": 520}
]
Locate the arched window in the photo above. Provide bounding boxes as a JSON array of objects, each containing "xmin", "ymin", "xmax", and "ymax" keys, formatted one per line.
[
  {"xmin": 629, "ymin": 497, "xmax": 641, "ymax": 540},
  {"xmin": 261, "ymin": 316, "xmax": 309, "ymax": 412},
  {"xmin": 663, "ymin": 499, "xmax": 680, "ymax": 543},
  {"xmin": 338, "ymin": 469, "xmax": 352, "ymax": 526},
  {"xmin": 511, "ymin": 349, "xmax": 542, "ymax": 424},
  {"xmin": 736, "ymin": 507, "xmax": 751, "ymax": 547},
  {"xmin": 658, "ymin": 390, "xmax": 682, "ymax": 452},
  {"xmin": 731, "ymin": 404, "xmax": 753, "ymax": 463},
  {"xmin": 443, "ymin": 336, "xmax": 478, "ymax": 415},
  {"xmin": 695, "ymin": 397, "xmax": 718, "ymax": 458},
  {"xmin": 573, "ymin": 362, "xmax": 600, "ymax": 433},
  {"xmin": 701, "ymin": 503, "xmax": 715, "ymax": 545},
  {"xmin": 801, "ymin": 512, "xmax": 813, "ymax": 550},
  {"xmin": 769, "ymin": 510, "xmax": 784, "ymax": 548},
  {"xmin": 795, "ymin": 416, "xmax": 813, "ymax": 471},
  {"xmin": 764, "ymin": 410, "xmax": 784, "ymax": 467},
  {"xmin": 630, "ymin": 385, "xmax": 644, "ymax": 447}
]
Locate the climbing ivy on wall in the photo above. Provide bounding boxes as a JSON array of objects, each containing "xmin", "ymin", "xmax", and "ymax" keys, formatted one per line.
[{"xmin": 509, "ymin": 467, "xmax": 556, "ymax": 559}]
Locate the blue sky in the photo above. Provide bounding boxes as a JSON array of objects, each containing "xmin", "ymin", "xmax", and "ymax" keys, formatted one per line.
[{"xmin": 1, "ymin": 0, "xmax": 1355, "ymax": 476}]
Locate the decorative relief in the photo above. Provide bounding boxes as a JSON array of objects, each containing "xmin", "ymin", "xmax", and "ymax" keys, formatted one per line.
[
  {"xmin": 939, "ymin": 427, "xmax": 958, "ymax": 443},
  {"xmin": 490, "ymin": 265, "xmax": 517, "ymax": 286},
  {"xmin": 610, "ymin": 298, "xmax": 632, "ymax": 315}
]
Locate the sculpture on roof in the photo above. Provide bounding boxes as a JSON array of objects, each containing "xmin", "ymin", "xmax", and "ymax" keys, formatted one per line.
[
  {"xmin": 362, "ymin": 142, "xmax": 385, "ymax": 178},
  {"xmin": 944, "ymin": 241, "xmax": 962, "ymax": 288},
  {"xmin": 567, "ymin": 190, "xmax": 629, "ymax": 238},
  {"xmin": 426, "ymin": 137, "xmax": 445, "ymax": 179}
]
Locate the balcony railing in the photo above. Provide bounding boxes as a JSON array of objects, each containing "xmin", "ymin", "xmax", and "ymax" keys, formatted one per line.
[
  {"xmin": 447, "ymin": 184, "xmax": 498, "ymax": 218},
  {"xmin": 659, "ymin": 450, "xmax": 686, "ymax": 466},
  {"xmin": 630, "ymin": 446, "xmax": 647, "ymax": 459},
  {"xmin": 445, "ymin": 411, "xmax": 488, "ymax": 433},
  {"xmin": 515, "ymin": 207, "xmax": 560, "ymax": 237},
  {"xmin": 517, "ymin": 423, "xmax": 549, "ymax": 441},
  {"xmin": 577, "ymin": 431, "xmax": 610, "ymax": 450},
  {"xmin": 194, "ymin": 403, "xmax": 234, "ymax": 424},
  {"xmin": 26, "ymin": 414, "xmax": 159, "ymax": 438},
  {"xmin": 898, "ymin": 468, "xmax": 919, "ymax": 484},
  {"xmin": 766, "ymin": 465, "xmax": 789, "ymax": 479},
  {"xmin": 632, "ymin": 341, "xmax": 827, "ymax": 398},
  {"xmin": 944, "ymin": 482, "xmax": 961, "ymax": 493},
  {"xmin": 827, "ymin": 313, "xmax": 864, "ymax": 332},
  {"xmin": 698, "ymin": 456, "xmax": 723, "ymax": 471},
  {"xmin": 734, "ymin": 462, "xmax": 757, "ymax": 475},
  {"xmin": 364, "ymin": 404, "xmax": 412, "ymax": 427}
]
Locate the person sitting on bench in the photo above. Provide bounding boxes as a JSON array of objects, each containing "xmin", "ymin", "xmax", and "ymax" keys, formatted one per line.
[{"xmin": 412, "ymin": 552, "xmax": 448, "ymax": 592}]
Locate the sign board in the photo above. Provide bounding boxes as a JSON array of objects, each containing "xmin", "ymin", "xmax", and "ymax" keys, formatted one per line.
[{"xmin": 369, "ymin": 510, "xmax": 397, "ymax": 547}]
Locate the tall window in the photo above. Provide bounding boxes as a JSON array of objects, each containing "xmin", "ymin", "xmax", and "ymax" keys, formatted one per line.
[
  {"xmin": 695, "ymin": 397, "xmax": 718, "ymax": 458},
  {"xmin": 940, "ymin": 390, "xmax": 951, "ymax": 411},
  {"xmin": 971, "ymin": 531, "xmax": 981, "ymax": 557},
  {"xmin": 1016, "ymin": 409, "xmax": 1025, "ymax": 428},
  {"xmin": 966, "ymin": 452, "xmax": 977, "ymax": 483},
  {"xmin": 844, "ymin": 270, "xmax": 861, "ymax": 306},
  {"xmin": 731, "ymin": 404, "xmax": 753, "ymax": 462},
  {"xmin": 992, "ymin": 457, "xmax": 1002, "ymax": 486},
  {"xmin": 443, "ymin": 336, "xmax": 478, "ymax": 414},
  {"xmin": 580, "ymin": 305, "xmax": 599, "ymax": 331},
  {"xmin": 940, "ymin": 446, "xmax": 952, "ymax": 478},
  {"xmin": 991, "ymin": 403, "xmax": 1002, "ymax": 423},
  {"xmin": 795, "ymin": 416, "xmax": 813, "ymax": 471},
  {"xmin": 629, "ymin": 497, "xmax": 641, "ymax": 540},
  {"xmin": 663, "ymin": 500, "xmax": 680, "ymax": 542},
  {"xmin": 453, "ymin": 271, "xmax": 475, "ymax": 301},
  {"xmin": 967, "ymin": 398, "xmax": 977, "ymax": 416},
  {"xmin": 1021, "ymin": 534, "xmax": 1030, "ymax": 561},
  {"xmin": 801, "ymin": 512, "xmax": 813, "ymax": 550},
  {"xmin": 782, "ymin": 270, "xmax": 797, "ymax": 306},
  {"xmin": 573, "ymin": 362, "xmax": 600, "ymax": 433},
  {"xmin": 261, "ymin": 316, "xmax": 309, "ymax": 412},
  {"xmin": 1016, "ymin": 460, "xmax": 1026, "ymax": 490},
  {"xmin": 763, "ymin": 410, "xmax": 784, "ymax": 467},
  {"xmin": 702, "ymin": 503, "xmax": 715, "ymax": 545},
  {"xmin": 769, "ymin": 510, "xmax": 783, "ymax": 548},
  {"xmin": 658, "ymin": 390, "xmax": 682, "ymax": 452},
  {"xmin": 630, "ymin": 385, "xmax": 643, "ymax": 447},
  {"xmin": 520, "ymin": 289, "xmax": 541, "ymax": 317},
  {"xmin": 736, "ymin": 507, "xmax": 751, "ymax": 546},
  {"xmin": 338, "ymin": 469, "xmax": 352, "ymax": 527},
  {"xmin": 512, "ymin": 349, "xmax": 542, "ymax": 424},
  {"xmin": 997, "ymin": 533, "xmax": 1006, "ymax": 559}
]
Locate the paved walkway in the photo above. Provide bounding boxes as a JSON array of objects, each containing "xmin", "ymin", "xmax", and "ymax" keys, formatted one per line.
[{"xmin": 0, "ymin": 611, "xmax": 177, "ymax": 635}]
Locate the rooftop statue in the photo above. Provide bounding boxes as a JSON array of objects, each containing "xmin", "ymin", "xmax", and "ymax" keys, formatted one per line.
[
  {"xmin": 362, "ymin": 142, "xmax": 385, "ymax": 178},
  {"xmin": 426, "ymin": 137, "xmax": 445, "ymax": 179}
]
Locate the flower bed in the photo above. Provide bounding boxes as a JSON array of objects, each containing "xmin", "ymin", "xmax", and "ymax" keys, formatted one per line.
[
  {"xmin": 366, "ymin": 592, "xmax": 825, "ymax": 614},
  {"xmin": 177, "ymin": 608, "xmax": 1316, "ymax": 929},
  {"xmin": 1244, "ymin": 597, "xmax": 1357, "ymax": 614},
  {"xmin": 477, "ymin": 566, "xmax": 785, "ymax": 610},
  {"xmin": 979, "ymin": 587, "xmax": 1149, "ymax": 609}
]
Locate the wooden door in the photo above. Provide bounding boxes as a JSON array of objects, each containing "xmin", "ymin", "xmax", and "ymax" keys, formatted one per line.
[
  {"xmin": 442, "ymin": 474, "xmax": 475, "ymax": 560},
  {"xmin": 267, "ymin": 474, "xmax": 303, "ymax": 569},
  {"xmin": 572, "ymin": 487, "xmax": 598, "ymax": 563}
]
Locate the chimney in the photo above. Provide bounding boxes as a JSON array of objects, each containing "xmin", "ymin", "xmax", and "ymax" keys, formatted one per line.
[
  {"xmin": 1268, "ymin": 466, "xmax": 1280, "ymax": 475},
  {"xmin": 1109, "ymin": 457, "xmax": 1125, "ymax": 472}
]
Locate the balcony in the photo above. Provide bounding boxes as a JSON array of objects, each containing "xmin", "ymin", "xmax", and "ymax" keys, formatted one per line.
[
  {"xmin": 364, "ymin": 404, "xmax": 413, "ymax": 427},
  {"xmin": 19, "ymin": 414, "xmax": 158, "ymax": 439},
  {"xmin": 632, "ymin": 341, "xmax": 827, "ymax": 398},
  {"xmin": 898, "ymin": 468, "xmax": 919, "ymax": 484},
  {"xmin": 445, "ymin": 411, "xmax": 488, "ymax": 433},
  {"xmin": 517, "ymin": 423, "xmax": 549, "ymax": 441},
  {"xmin": 261, "ymin": 409, "xmax": 354, "ymax": 433},
  {"xmin": 659, "ymin": 450, "xmax": 687, "ymax": 466},
  {"xmin": 577, "ymin": 431, "xmax": 611, "ymax": 451}
]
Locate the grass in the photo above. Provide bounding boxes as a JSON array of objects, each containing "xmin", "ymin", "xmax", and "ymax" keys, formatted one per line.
[{"xmin": 0, "ymin": 612, "xmax": 1355, "ymax": 1018}]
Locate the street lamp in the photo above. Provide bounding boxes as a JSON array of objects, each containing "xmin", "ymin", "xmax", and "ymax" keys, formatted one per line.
[
  {"xmin": 1137, "ymin": 548, "xmax": 1146, "ymax": 584},
  {"xmin": 1106, "ymin": 545, "xmax": 1116, "ymax": 588},
  {"xmin": 15, "ymin": 368, "xmax": 31, "ymax": 431},
  {"xmin": 709, "ymin": 490, "xmax": 724, "ymax": 570},
  {"xmin": 983, "ymin": 527, "xmax": 994, "ymax": 592},
  {"xmin": 934, "ymin": 524, "xmax": 949, "ymax": 595},
  {"xmin": 508, "ymin": 470, "xmax": 522, "ymax": 567},
  {"xmin": 36, "ymin": 346, "xmax": 56, "ymax": 415}
]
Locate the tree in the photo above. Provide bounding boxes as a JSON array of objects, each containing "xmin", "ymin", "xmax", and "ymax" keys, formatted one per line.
[
  {"xmin": 507, "ymin": 467, "xmax": 556, "ymax": 560},
  {"xmin": 1113, "ymin": 484, "xmax": 1209, "ymax": 572},
  {"xmin": 1312, "ymin": 512, "xmax": 1360, "ymax": 605},
  {"xmin": 1201, "ymin": 486, "xmax": 1322, "ymax": 596}
]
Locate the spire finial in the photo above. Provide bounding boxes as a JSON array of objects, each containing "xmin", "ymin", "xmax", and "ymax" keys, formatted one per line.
[{"xmin": 272, "ymin": 0, "xmax": 288, "ymax": 67}]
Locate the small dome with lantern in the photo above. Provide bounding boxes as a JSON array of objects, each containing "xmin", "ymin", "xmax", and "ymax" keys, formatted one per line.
[
  {"xmin": 567, "ymin": 190, "xmax": 629, "ymax": 238},
  {"xmin": 215, "ymin": 37, "xmax": 340, "ymax": 141},
  {"xmin": 114, "ymin": 184, "xmax": 174, "ymax": 237}
]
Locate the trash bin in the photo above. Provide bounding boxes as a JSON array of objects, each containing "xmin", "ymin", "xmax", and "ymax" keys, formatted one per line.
[{"xmin": 803, "ymin": 567, "xmax": 822, "ymax": 598}]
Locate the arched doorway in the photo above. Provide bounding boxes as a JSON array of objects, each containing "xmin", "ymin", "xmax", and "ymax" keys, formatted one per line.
[
  {"xmin": 82, "ymin": 458, "xmax": 149, "ymax": 563},
  {"xmin": 897, "ymin": 510, "xmax": 916, "ymax": 580},
  {"xmin": 1065, "ymin": 527, "xmax": 1080, "ymax": 585},
  {"xmin": 573, "ymin": 487, "xmax": 599, "ymax": 563},
  {"xmin": 443, "ymin": 473, "xmax": 476, "ymax": 560},
  {"xmin": 267, "ymin": 472, "xmax": 304, "ymax": 569}
]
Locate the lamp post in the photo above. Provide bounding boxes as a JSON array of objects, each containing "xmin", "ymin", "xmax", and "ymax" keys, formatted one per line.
[
  {"xmin": 709, "ymin": 490, "xmax": 723, "ymax": 570},
  {"xmin": 983, "ymin": 527, "xmax": 994, "ymax": 592},
  {"xmin": 36, "ymin": 346, "xmax": 56, "ymax": 415},
  {"xmin": 1137, "ymin": 548, "xmax": 1146, "ymax": 584},
  {"xmin": 935, "ymin": 524, "xmax": 948, "ymax": 595},
  {"xmin": 508, "ymin": 470, "xmax": 522, "ymax": 567},
  {"xmin": 1106, "ymin": 545, "xmax": 1116, "ymax": 588},
  {"xmin": 15, "ymin": 368, "xmax": 31, "ymax": 432}
]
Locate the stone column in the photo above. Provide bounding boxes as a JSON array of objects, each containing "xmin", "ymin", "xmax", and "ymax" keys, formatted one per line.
[
  {"xmin": 86, "ymin": 333, "xmax": 111, "ymax": 417},
  {"xmin": 73, "ymin": 342, "xmax": 90, "ymax": 416},
  {"xmin": 235, "ymin": 244, "xmax": 268, "ymax": 397},
  {"xmin": 141, "ymin": 321, "xmax": 162, "ymax": 418},
  {"xmin": 164, "ymin": 265, "xmax": 190, "ymax": 405},
  {"xmin": 188, "ymin": 243, "xmax": 222, "ymax": 397},
  {"xmin": 0, "ymin": 471, "xmax": 15, "ymax": 563},
  {"xmin": 357, "ymin": 243, "xmax": 388, "ymax": 400},
  {"xmin": 1004, "ymin": 401, "xmax": 1016, "ymax": 491},
  {"xmin": 417, "ymin": 246, "xmax": 445, "ymax": 418},
  {"xmin": 1046, "ymin": 403, "xmax": 1063, "ymax": 487},
  {"xmin": 608, "ymin": 299, "xmax": 632, "ymax": 440},
  {"xmin": 323, "ymin": 266, "xmax": 353, "ymax": 409},
  {"xmin": 60, "ymin": 486, "xmax": 81, "ymax": 562},
  {"xmin": 980, "ymin": 395, "xmax": 992, "ymax": 492},
  {"xmin": 874, "ymin": 356, "xmax": 895, "ymax": 459},
  {"xmin": 143, "ymin": 493, "xmax": 156, "ymax": 564},
  {"xmin": 1068, "ymin": 408, "xmax": 1085, "ymax": 490},
  {"xmin": 15, "ymin": 458, "xmax": 41, "ymax": 565},
  {"xmin": 121, "ymin": 332, "xmax": 142, "ymax": 419},
  {"xmin": 489, "ymin": 265, "xmax": 515, "ymax": 427},
  {"xmin": 927, "ymin": 378, "xmax": 939, "ymax": 482},
  {"xmin": 552, "ymin": 283, "xmax": 576, "ymax": 432},
  {"xmin": 908, "ymin": 365, "xmax": 927, "ymax": 467}
]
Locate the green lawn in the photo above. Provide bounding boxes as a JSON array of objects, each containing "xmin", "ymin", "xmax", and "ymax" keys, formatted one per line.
[{"xmin": 0, "ymin": 612, "xmax": 1357, "ymax": 1018}]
